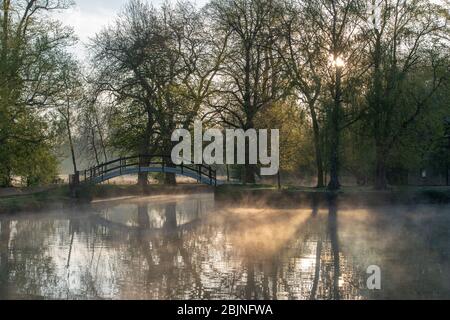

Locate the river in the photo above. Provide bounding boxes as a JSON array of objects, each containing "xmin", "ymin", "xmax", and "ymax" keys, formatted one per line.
[{"xmin": 0, "ymin": 193, "xmax": 449, "ymax": 300}]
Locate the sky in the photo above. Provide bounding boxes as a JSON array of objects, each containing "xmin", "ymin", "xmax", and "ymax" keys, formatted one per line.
[
  {"xmin": 58, "ymin": 0, "xmax": 448, "ymax": 60},
  {"xmin": 57, "ymin": 0, "xmax": 207, "ymax": 59}
]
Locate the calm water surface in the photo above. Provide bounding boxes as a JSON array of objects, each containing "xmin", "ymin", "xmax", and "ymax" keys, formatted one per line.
[{"xmin": 0, "ymin": 193, "xmax": 449, "ymax": 300}]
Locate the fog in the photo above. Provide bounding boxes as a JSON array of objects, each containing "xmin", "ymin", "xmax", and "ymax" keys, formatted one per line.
[{"xmin": 0, "ymin": 193, "xmax": 449, "ymax": 299}]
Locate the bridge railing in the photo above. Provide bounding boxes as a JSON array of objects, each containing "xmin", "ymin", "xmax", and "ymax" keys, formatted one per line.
[{"xmin": 78, "ymin": 155, "xmax": 217, "ymax": 186}]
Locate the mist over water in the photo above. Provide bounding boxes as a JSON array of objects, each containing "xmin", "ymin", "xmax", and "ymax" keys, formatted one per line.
[{"xmin": 0, "ymin": 193, "xmax": 449, "ymax": 300}]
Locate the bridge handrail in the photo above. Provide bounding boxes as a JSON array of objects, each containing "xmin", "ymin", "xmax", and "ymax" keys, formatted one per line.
[
  {"xmin": 84, "ymin": 155, "xmax": 213, "ymax": 172},
  {"xmin": 77, "ymin": 154, "xmax": 217, "ymax": 185}
]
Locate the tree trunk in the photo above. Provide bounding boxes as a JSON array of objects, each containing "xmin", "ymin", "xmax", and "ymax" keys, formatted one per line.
[
  {"xmin": 138, "ymin": 155, "xmax": 150, "ymax": 187},
  {"xmin": 277, "ymin": 171, "xmax": 281, "ymax": 190},
  {"xmin": 62, "ymin": 80, "xmax": 77, "ymax": 175},
  {"xmin": 328, "ymin": 68, "xmax": 342, "ymax": 191},
  {"xmin": 138, "ymin": 110, "xmax": 154, "ymax": 187},
  {"xmin": 310, "ymin": 102, "xmax": 324, "ymax": 188},
  {"xmin": 137, "ymin": 172, "xmax": 148, "ymax": 187},
  {"xmin": 328, "ymin": 139, "xmax": 340, "ymax": 191},
  {"xmin": 67, "ymin": 118, "xmax": 77, "ymax": 175},
  {"xmin": 163, "ymin": 139, "xmax": 176, "ymax": 185},
  {"xmin": 164, "ymin": 170, "xmax": 177, "ymax": 185},
  {"xmin": 447, "ymin": 160, "xmax": 449, "ymax": 187},
  {"xmin": 371, "ymin": 33, "xmax": 388, "ymax": 191},
  {"xmin": 244, "ymin": 164, "xmax": 256, "ymax": 184},
  {"xmin": 374, "ymin": 144, "xmax": 388, "ymax": 190},
  {"xmin": 92, "ymin": 108, "xmax": 108, "ymax": 162},
  {"xmin": 0, "ymin": 168, "xmax": 12, "ymax": 188},
  {"xmin": 243, "ymin": 118, "xmax": 256, "ymax": 184},
  {"xmin": 91, "ymin": 128, "xmax": 100, "ymax": 166},
  {"xmin": 137, "ymin": 173, "xmax": 148, "ymax": 186}
]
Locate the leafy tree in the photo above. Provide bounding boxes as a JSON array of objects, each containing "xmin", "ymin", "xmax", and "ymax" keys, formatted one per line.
[
  {"xmin": 0, "ymin": 0, "xmax": 74, "ymax": 186},
  {"xmin": 206, "ymin": 0, "xmax": 287, "ymax": 183},
  {"xmin": 365, "ymin": 0, "xmax": 449, "ymax": 189},
  {"xmin": 299, "ymin": 0, "xmax": 368, "ymax": 190},
  {"xmin": 90, "ymin": 0, "xmax": 221, "ymax": 185}
]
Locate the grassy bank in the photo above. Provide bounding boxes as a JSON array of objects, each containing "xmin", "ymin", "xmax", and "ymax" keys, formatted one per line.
[
  {"xmin": 0, "ymin": 184, "xmax": 214, "ymax": 214},
  {"xmin": 0, "ymin": 186, "xmax": 73, "ymax": 214},
  {"xmin": 215, "ymin": 185, "xmax": 450, "ymax": 207}
]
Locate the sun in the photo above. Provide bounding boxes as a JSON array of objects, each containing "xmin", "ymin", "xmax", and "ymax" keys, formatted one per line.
[{"xmin": 329, "ymin": 55, "xmax": 346, "ymax": 69}]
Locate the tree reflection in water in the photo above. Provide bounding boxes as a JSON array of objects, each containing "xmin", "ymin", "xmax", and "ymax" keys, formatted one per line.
[
  {"xmin": 0, "ymin": 219, "xmax": 10, "ymax": 299},
  {"xmin": 0, "ymin": 193, "xmax": 449, "ymax": 300}
]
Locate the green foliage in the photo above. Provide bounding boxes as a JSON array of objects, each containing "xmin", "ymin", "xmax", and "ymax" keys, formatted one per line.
[
  {"xmin": 0, "ymin": 0, "xmax": 75, "ymax": 187},
  {"xmin": 256, "ymin": 99, "xmax": 316, "ymax": 175},
  {"xmin": 1, "ymin": 0, "xmax": 449, "ymax": 190}
]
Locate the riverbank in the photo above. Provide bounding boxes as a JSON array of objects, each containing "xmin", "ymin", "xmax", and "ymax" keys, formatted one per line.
[
  {"xmin": 0, "ymin": 186, "xmax": 74, "ymax": 214},
  {"xmin": 215, "ymin": 185, "xmax": 450, "ymax": 208},
  {"xmin": 1, "ymin": 184, "xmax": 449, "ymax": 214},
  {"xmin": 0, "ymin": 184, "xmax": 214, "ymax": 214}
]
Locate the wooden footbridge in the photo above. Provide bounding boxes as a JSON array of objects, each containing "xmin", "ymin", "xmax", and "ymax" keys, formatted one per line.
[{"xmin": 70, "ymin": 155, "xmax": 218, "ymax": 186}]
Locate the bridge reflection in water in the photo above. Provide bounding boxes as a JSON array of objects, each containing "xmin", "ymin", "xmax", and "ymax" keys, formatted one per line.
[{"xmin": 0, "ymin": 194, "xmax": 449, "ymax": 300}]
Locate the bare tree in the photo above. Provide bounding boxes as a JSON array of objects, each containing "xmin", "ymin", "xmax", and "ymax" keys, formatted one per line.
[{"xmin": 55, "ymin": 58, "xmax": 82, "ymax": 175}]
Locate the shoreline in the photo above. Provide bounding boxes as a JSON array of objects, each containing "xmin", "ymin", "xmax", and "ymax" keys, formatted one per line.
[
  {"xmin": 0, "ymin": 184, "xmax": 214, "ymax": 214},
  {"xmin": 215, "ymin": 185, "xmax": 450, "ymax": 208},
  {"xmin": 1, "ymin": 184, "xmax": 449, "ymax": 214}
]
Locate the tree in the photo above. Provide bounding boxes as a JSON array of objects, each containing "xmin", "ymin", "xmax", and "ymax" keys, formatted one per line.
[
  {"xmin": 78, "ymin": 91, "xmax": 109, "ymax": 167},
  {"xmin": 51, "ymin": 57, "xmax": 84, "ymax": 175},
  {"xmin": 365, "ymin": 0, "xmax": 449, "ymax": 189},
  {"xmin": 256, "ymin": 98, "xmax": 311, "ymax": 185},
  {"xmin": 0, "ymin": 0, "xmax": 75, "ymax": 186},
  {"xmin": 304, "ymin": 0, "xmax": 368, "ymax": 190},
  {"xmin": 91, "ymin": 0, "xmax": 221, "ymax": 186},
  {"xmin": 277, "ymin": 0, "xmax": 328, "ymax": 188},
  {"xmin": 206, "ymin": 0, "xmax": 286, "ymax": 183}
]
